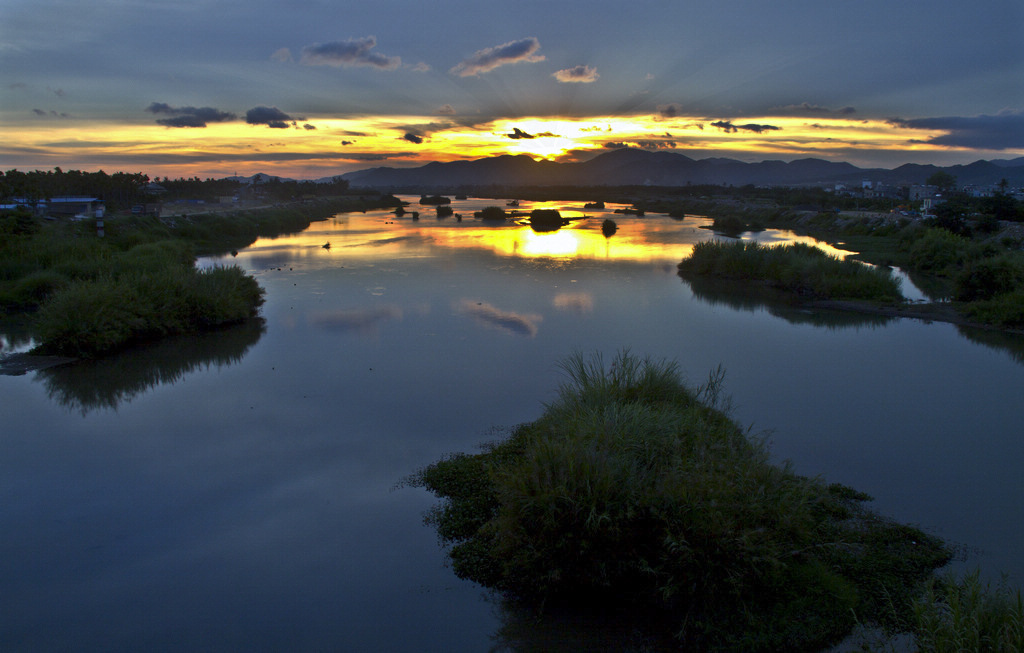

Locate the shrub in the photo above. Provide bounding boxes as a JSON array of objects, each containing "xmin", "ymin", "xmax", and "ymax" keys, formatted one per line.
[
  {"xmin": 528, "ymin": 209, "xmax": 564, "ymax": 232},
  {"xmin": 954, "ymin": 255, "xmax": 1024, "ymax": 302},
  {"xmin": 907, "ymin": 229, "xmax": 969, "ymax": 274},
  {"xmin": 475, "ymin": 206, "xmax": 508, "ymax": 221}
]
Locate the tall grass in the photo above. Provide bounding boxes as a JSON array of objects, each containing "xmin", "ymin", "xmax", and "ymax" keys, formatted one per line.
[
  {"xmin": 678, "ymin": 240, "xmax": 904, "ymax": 302},
  {"xmin": 409, "ymin": 351, "xmax": 949, "ymax": 650},
  {"xmin": 909, "ymin": 570, "xmax": 1024, "ymax": 652}
]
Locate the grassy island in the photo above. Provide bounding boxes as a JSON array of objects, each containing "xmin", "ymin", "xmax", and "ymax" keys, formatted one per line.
[
  {"xmin": 410, "ymin": 351, "xmax": 953, "ymax": 650},
  {"xmin": 678, "ymin": 240, "xmax": 904, "ymax": 303},
  {"xmin": 0, "ymin": 196, "xmax": 400, "ymax": 357}
]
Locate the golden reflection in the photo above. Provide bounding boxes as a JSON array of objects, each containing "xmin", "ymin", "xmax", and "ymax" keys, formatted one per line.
[{"xmin": 234, "ymin": 196, "xmax": 862, "ymax": 267}]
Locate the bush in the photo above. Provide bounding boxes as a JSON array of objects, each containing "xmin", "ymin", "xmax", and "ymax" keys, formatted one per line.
[
  {"xmin": 475, "ymin": 206, "xmax": 508, "ymax": 221},
  {"xmin": 907, "ymin": 229, "xmax": 969, "ymax": 274},
  {"xmin": 410, "ymin": 351, "xmax": 949, "ymax": 650},
  {"xmin": 955, "ymin": 255, "xmax": 1024, "ymax": 302},
  {"xmin": 528, "ymin": 209, "xmax": 564, "ymax": 232}
]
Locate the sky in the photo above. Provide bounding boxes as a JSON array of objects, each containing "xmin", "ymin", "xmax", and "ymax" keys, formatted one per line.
[{"xmin": 2, "ymin": 0, "xmax": 1023, "ymax": 180}]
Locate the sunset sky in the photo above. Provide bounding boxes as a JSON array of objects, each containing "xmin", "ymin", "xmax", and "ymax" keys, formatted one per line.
[{"xmin": 2, "ymin": 0, "xmax": 1023, "ymax": 180}]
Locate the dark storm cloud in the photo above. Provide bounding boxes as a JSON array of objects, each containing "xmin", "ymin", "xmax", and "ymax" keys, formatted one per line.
[
  {"xmin": 146, "ymin": 102, "xmax": 237, "ymax": 128},
  {"xmin": 710, "ymin": 120, "xmax": 782, "ymax": 134},
  {"xmin": 246, "ymin": 106, "xmax": 301, "ymax": 129},
  {"xmin": 450, "ymin": 37, "xmax": 544, "ymax": 77},
  {"xmin": 888, "ymin": 111, "xmax": 1024, "ymax": 150},
  {"xmin": 402, "ymin": 133, "xmax": 423, "ymax": 144},
  {"xmin": 552, "ymin": 65, "xmax": 599, "ymax": 83},
  {"xmin": 300, "ymin": 36, "xmax": 401, "ymax": 70}
]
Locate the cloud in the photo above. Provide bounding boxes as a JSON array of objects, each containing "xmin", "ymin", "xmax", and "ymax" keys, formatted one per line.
[
  {"xmin": 710, "ymin": 120, "xmax": 782, "ymax": 134},
  {"xmin": 300, "ymin": 36, "xmax": 401, "ymax": 70},
  {"xmin": 437, "ymin": 104, "xmax": 456, "ymax": 116},
  {"xmin": 604, "ymin": 142, "xmax": 630, "ymax": 149},
  {"xmin": 402, "ymin": 133, "xmax": 423, "ymax": 144},
  {"xmin": 657, "ymin": 103, "xmax": 683, "ymax": 118},
  {"xmin": 32, "ymin": 108, "xmax": 70, "ymax": 118},
  {"xmin": 271, "ymin": 47, "xmax": 292, "ymax": 63},
  {"xmin": 888, "ymin": 110, "xmax": 1024, "ymax": 150},
  {"xmin": 340, "ymin": 152, "xmax": 415, "ymax": 161},
  {"xmin": 303, "ymin": 123, "xmax": 317, "ymax": 130},
  {"xmin": 147, "ymin": 102, "xmax": 237, "ymax": 128},
  {"xmin": 246, "ymin": 106, "xmax": 300, "ymax": 129},
  {"xmin": 450, "ymin": 37, "xmax": 544, "ymax": 77},
  {"xmin": 635, "ymin": 140, "xmax": 676, "ymax": 149},
  {"xmin": 553, "ymin": 65, "xmax": 599, "ymax": 83},
  {"xmin": 340, "ymin": 140, "xmax": 355, "ymax": 146},
  {"xmin": 775, "ymin": 102, "xmax": 856, "ymax": 116},
  {"xmin": 455, "ymin": 300, "xmax": 541, "ymax": 337},
  {"xmin": 506, "ymin": 127, "xmax": 535, "ymax": 140},
  {"xmin": 409, "ymin": 62, "xmax": 431, "ymax": 72}
]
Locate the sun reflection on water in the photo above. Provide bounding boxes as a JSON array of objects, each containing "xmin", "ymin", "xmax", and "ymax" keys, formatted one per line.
[{"xmin": 232, "ymin": 195, "xmax": 859, "ymax": 268}]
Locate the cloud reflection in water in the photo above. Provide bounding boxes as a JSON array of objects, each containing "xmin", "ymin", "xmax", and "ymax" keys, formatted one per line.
[
  {"xmin": 455, "ymin": 299, "xmax": 542, "ymax": 337},
  {"xmin": 308, "ymin": 306, "xmax": 403, "ymax": 335}
]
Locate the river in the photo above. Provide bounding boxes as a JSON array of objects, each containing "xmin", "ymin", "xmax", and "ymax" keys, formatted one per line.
[{"xmin": 2, "ymin": 196, "xmax": 1022, "ymax": 651}]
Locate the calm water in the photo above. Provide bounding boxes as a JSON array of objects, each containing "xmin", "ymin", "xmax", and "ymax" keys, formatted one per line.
[{"xmin": 2, "ymin": 197, "xmax": 1023, "ymax": 651}]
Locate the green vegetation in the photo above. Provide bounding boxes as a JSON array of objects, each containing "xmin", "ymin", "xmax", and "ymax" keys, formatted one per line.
[
  {"xmin": 1, "ymin": 196, "xmax": 399, "ymax": 356},
  {"xmin": 409, "ymin": 351, "xmax": 950, "ymax": 651},
  {"xmin": 905, "ymin": 570, "xmax": 1024, "ymax": 652},
  {"xmin": 678, "ymin": 240, "xmax": 904, "ymax": 302}
]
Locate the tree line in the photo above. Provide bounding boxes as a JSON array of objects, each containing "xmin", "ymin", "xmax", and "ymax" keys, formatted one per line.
[{"xmin": 1, "ymin": 168, "xmax": 353, "ymax": 212}]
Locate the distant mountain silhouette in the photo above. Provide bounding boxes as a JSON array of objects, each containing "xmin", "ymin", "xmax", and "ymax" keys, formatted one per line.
[{"xmin": 340, "ymin": 148, "xmax": 1024, "ymax": 189}]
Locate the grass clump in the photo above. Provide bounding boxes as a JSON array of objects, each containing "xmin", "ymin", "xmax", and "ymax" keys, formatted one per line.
[
  {"xmin": 906, "ymin": 570, "xmax": 1024, "ymax": 652},
  {"xmin": 409, "ymin": 351, "xmax": 949, "ymax": 651},
  {"xmin": 678, "ymin": 240, "xmax": 904, "ymax": 302}
]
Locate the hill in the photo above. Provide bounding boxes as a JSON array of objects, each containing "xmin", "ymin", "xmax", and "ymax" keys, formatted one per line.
[{"xmin": 340, "ymin": 148, "xmax": 1024, "ymax": 190}]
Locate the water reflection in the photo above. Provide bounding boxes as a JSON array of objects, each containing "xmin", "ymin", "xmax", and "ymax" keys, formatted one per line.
[
  {"xmin": 213, "ymin": 196, "xmax": 717, "ymax": 268},
  {"xmin": 958, "ymin": 325, "xmax": 1024, "ymax": 365},
  {"xmin": 309, "ymin": 305, "xmax": 403, "ymax": 336},
  {"xmin": 455, "ymin": 299, "xmax": 543, "ymax": 337},
  {"xmin": 680, "ymin": 274, "xmax": 893, "ymax": 330},
  {"xmin": 37, "ymin": 318, "xmax": 265, "ymax": 413}
]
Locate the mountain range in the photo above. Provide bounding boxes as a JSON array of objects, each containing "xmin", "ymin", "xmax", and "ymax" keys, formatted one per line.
[{"xmin": 337, "ymin": 148, "xmax": 1024, "ymax": 190}]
